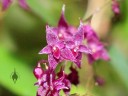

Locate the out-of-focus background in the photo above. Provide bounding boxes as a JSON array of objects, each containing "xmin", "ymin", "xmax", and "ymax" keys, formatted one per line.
[{"xmin": 0, "ymin": 0, "xmax": 128, "ymax": 96}]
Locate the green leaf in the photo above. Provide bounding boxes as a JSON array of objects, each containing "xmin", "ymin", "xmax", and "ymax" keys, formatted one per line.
[
  {"xmin": 27, "ymin": 0, "xmax": 62, "ymax": 25},
  {"xmin": 0, "ymin": 46, "xmax": 36, "ymax": 96},
  {"xmin": 109, "ymin": 46, "xmax": 128, "ymax": 89}
]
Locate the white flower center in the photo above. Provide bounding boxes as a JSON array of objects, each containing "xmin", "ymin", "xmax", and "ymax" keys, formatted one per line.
[
  {"xmin": 53, "ymin": 46, "xmax": 57, "ymax": 51},
  {"xmin": 58, "ymin": 33, "xmax": 63, "ymax": 38},
  {"xmin": 74, "ymin": 46, "xmax": 79, "ymax": 52}
]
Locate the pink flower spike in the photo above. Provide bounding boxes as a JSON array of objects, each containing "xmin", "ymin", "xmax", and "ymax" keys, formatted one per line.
[
  {"xmin": 87, "ymin": 38, "xmax": 110, "ymax": 64},
  {"xmin": 34, "ymin": 64, "xmax": 71, "ymax": 96}
]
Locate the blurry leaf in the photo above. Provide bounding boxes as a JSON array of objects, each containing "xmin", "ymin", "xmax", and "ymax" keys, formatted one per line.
[
  {"xmin": 69, "ymin": 93, "xmax": 80, "ymax": 96},
  {"xmin": 109, "ymin": 46, "xmax": 128, "ymax": 89},
  {"xmin": 27, "ymin": 0, "xmax": 62, "ymax": 25},
  {"xmin": 0, "ymin": 46, "xmax": 36, "ymax": 96}
]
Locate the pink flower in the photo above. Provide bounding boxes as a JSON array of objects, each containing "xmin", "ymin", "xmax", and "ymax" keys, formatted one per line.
[
  {"xmin": 33, "ymin": 61, "xmax": 71, "ymax": 96},
  {"xmin": 87, "ymin": 37, "xmax": 110, "ymax": 64},
  {"xmin": 39, "ymin": 25, "xmax": 75, "ymax": 69},
  {"xmin": 112, "ymin": 0, "xmax": 120, "ymax": 16},
  {"xmin": 54, "ymin": 5, "xmax": 77, "ymax": 41},
  {"xmin": 78, "ymin": 22, "xmax": 110, "ymax": 64},
  {"xmin": 65, "ymin": 24, "xmax": 92, "ymax": 67},
  {"xmin": 1, "ymin": 0, "xmax": 12, "ymax": 11}
]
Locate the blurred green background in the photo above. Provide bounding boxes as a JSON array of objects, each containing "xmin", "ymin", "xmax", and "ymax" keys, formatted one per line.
[{"xmin": 0, "ymin": 0, "xmax": 128, "ymax": 96}]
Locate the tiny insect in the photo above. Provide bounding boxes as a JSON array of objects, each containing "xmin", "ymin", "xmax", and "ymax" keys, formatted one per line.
[{"xmin": 10, "ymin": 68, "xmax": 19, "ymax": 84}]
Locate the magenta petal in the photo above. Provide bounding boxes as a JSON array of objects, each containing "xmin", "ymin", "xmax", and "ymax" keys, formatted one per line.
[
  {"xmin": 79, "ymin": 45, "xmax": 92, "ymax": 54},
  {"xmin": 56, "ymin": 41, "xmax": 65, "ymax": 49},
  {"xmin": 58, "ymin": 5, "xmax": 68, "ymax": 28},
  {"xmin": 112, "ymin": 0, "xmax": 120, "ymax": 15},
  {"xmin": 68, "ymin": 26, "xmax": 77, "ymax": 35},
  {"xmin": 55, "ymin": 72, "xmax": 65, "ymax": 83},
  {"xmin": 65, "ymin": 41, "xmax": 75, "ymax": 49},
  {"xmin": 53, "ymin": 47, "xmax": 60, "ymax": 59},
  {"xmin": 74, "ymin": 60, "xmax": 81, "ymax": 68},
  {"xmin": 63, "ymin": 80, "xmax": 71, "ymax": 95},
  {"xmin": 55, "ymin": 84, "xmax": 68, "ymax": 91},
  {"xmin": 33, "ymin": 67, "xmax": 43, "ymax": 79},
  {"xmin": 101, "ymin": 49, "xmax": 110, "ymax": 61},
  {"xmin": 2, "ymin": 0, "xmax": 12, "ymax": 11},
  {"xmin": 73, "ymin": 52, "xmax": 82, "ymax": 68},
  {"xmin": 74, "ymin": 30, "xmax": 84, "ymax": 45},
  {"xmin": 88, "ymin": 54, "xmax": 95, "ymax": 64},
  {"xmin": 54, "ymin": 73, "xmax": 68, "ymax": 90},
  {"xmin": 76, "ymin": 52, "xmax": 82, "ymax": 60},
  {"xmin": 46, "ymin": 31, "xmax": 58, "ymax": 45},
  {"xmin": 48, "ymin": 54, "xmax": 58, "ymax": 69},
  {"xmin": 18, "ymin": 0, "xmax": 29, "ymax": 10},
  {"xmin": 52, "ymin": 92, "xmax": 59, "ymax": 96},
  {"xmin": 61, "ymin": 48, "xmax": 75, "ymax": 61},
  {"xmin": 92, "ymin": 51, "xmax": 101, "ymax": 60},
  {"xmin": 83, "ymin": 25, "xmax": 99, "ymax": 40},
  {"xmin": 37, "ymin": 86, "xmax": 48, "ymax": 96},
  {"xmin": 39, "ymin": 45, "xmax": 52, "ymax": 54}
]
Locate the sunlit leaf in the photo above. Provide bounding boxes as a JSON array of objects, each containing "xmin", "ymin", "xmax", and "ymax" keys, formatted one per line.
[
  {"xmin": 0, "ymin": 46, "xmax": 36, "ymax": 96},
  {"xmin": 109, "ymin": 46, "xmax": 128, "ymax": 89}
]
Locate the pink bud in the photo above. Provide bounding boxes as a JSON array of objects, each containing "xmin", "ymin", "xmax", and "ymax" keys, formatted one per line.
[{"xmin": 33, "ymin": 65, "xmax": 43, "ymax": 80}]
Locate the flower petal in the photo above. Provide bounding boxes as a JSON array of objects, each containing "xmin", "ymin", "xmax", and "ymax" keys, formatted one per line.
[
  {"xmin": 101, "ymin": 49, "xmax": 110, "ymax": 61},
  {"xmin": 112, "ymin": 0, "xmax": 120, "ymax": 15},
  {"xmin": 74, "ymin": 60, "xmax": 81, "ymax": 68},
  {"xmin": 83, "ymin": 25, "xmax": 99, "ymax": 40},
  {"xmin": 37, "ymin": 86, "xmax": 48, "ymax": 96},
  {"xmin": 39, "ymin": 45, "xmax": 52, "ymax": 54},
  {"xmin": 46, "ymin": 26, "xmax": 58, "ymax": 45},
  {"xmin": 65, "ymin": 41, "xmax": 75, "ymax": 49},
  {"xmin": 54, "ymin": 75, "xmax": 69, "ymax": 91},
  {"xmin": 58, "ymin": 5, "xmax": 68, "ymax": 28},
  {"xmin": 76, "ymin": 52, "xmax": 82, "ymax": 60},
  {"xmin": 74, "ymin": 29, "xmax": 84, "ymax": 45},
  {"xmin": 48, "ymin": 54, "xmax": 58, "ymax": 70},
  {"xmin": 63, "ymin": 79, "xmax": 71, "ymax": 95},
  {"xmin": 68, "ymin": 26, "xmax": 77, "ymax": 35},
  {"xmin": 61, "ymin": 48, "xmax": 75, "ymax": 61},
  {"xmin": 78, "ymin": 45, "xmax": 92, "ymax": 54},
  {"xmin": 53, "ymin": 47, "xmax": 60, "ymax": 59},
  {"xmin": 18, "ymin": 0, "xmax": 29, "ymax": 10},
  {"xmin": 87, "ymin": 54, "xmax": 95, "ymax": 64},
  {"xmin": 33, "ymin": 67, "xmax": 43, "ymax": 79},
  {"xmin": 2, "ymin": 0, "xmax": 12, "ymax": 11},
  {"xmin": 55, "ymin": 83, "xmax": 69, "ymax": 91},
  {"xmin": 56, "ymin": 41, "xmax": 65, "ymax": 49}
]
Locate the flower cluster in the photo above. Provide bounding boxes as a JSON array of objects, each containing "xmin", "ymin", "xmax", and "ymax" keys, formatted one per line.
[
  {"xmin": 33, "ymin": 60, "xmax": 70, "ymax": 96},
  {"xmin": 0, "ymin": 0, "xmax": 29, "ymax": 11},
  {"xmin": 34, "ymin": 5, "xmax": 110, "ymax": 96}
]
